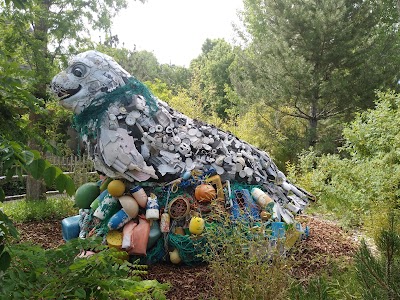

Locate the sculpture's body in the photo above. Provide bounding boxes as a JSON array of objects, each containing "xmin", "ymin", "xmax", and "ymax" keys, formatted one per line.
[{"xmin": 51, "ymin": 50, "xmax": 313, "ymax": 224}]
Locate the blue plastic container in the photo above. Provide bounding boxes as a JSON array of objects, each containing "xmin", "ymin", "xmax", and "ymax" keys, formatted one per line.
[
  {"xmin": 271, "ymin": 222, "xmax": 286, "ymax": 238},
  {"xmin": 61, "ymin": 215, "xmax": 80, "ymax": 241}
]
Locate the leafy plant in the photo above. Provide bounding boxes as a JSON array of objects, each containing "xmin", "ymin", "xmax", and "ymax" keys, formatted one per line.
[
  {"xmin": 0, "ymin": 196, "xmax": 77, "ymax": 222},
  {"xmin": 0, "ymin": 210, "xmax": 18, "ymax": 279},
  {"xmin": 0, "ymin": 137, "xmax": 76, "ymax": 202},
  {"xmin": 289, "ymin": 263, "xmax": 362, "ymax": 300},
  {"xmin": 0, "ymin": 137, "xmax": 76, "ymax": 275},
  {"xmin": 0, "ymin": 237, "xmax": 169, "ymax": 299}
]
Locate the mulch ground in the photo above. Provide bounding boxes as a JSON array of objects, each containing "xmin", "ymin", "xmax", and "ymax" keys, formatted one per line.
[{"xmin": 14, "ymin": 215, "xmax": 358, "ymax": 300}]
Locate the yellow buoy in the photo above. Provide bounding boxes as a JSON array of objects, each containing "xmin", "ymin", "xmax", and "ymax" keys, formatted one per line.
[
  {"xmin": 189, "ymin": 216, "xmax": 205, "ymax": 235},
  {"xmin": 169, "ymin": 249, "xmax": 181, "ymax": 264},
  {"xmin": 107, "ymin": 180, "xmax": 126, "ymax": 197}
]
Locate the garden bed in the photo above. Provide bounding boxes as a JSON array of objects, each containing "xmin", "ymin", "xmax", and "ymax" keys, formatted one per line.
[{"xmin": 14, "ymin": 214, "xmax": 357, "ymax": 300}]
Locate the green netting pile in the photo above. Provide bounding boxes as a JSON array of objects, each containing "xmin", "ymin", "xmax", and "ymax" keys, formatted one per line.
[
  {"xmin": 73, "ymin": 77, "xmax": 159, "ymax": 139},
  {"xmin": 140, "ymin": 181, "xmax": 268, "ymax": 265},
  {"xmin": 168, "ymin": 233, "xmax": 208, "ymax": 266}
]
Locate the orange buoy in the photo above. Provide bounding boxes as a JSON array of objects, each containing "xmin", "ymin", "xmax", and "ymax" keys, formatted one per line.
[{"xmin": 194, "ymin": 184, "xmax": 216, "ymax": 202}]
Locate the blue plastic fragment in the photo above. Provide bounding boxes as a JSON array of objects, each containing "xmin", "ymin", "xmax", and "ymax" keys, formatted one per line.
[
  {"xmin": 61, "ymin": 215, "xmax": 80, "ymax": 241},
  {"xmin": 271, "ymin": 221, "xmax": 286, "ymax": 238}
]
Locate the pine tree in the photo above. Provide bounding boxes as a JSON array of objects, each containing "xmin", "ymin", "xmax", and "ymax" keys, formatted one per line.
[
  {"xmin": 234, "ymin": 0, "xmax": 400, "ymax": 149},
  {"xmin": 355, "ymin": 213, "xmax": 400, "ymax": 300}
]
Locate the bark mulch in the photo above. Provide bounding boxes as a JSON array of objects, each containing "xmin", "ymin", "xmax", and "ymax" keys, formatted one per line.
[{"xmin": 14, "ymin": 214, "xmax": 358, "ymax": 300}]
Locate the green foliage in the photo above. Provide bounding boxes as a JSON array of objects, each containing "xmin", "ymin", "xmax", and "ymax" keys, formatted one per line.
[
  {"xmin": 145, "ymin": 79, "xmax": 207, "ymax": 121},
  {"xmin": 288, "ymin": 91, "xmax": 400, "ymax": 228},
  {"xmin": 189, "ymin": 38, "xmax": 236, "ymax": 120},
  {"xmin": 0, "ymin": 197, "xmax": 77, "ymax": 222},
  {"xmin": 202, "ymin": 218, "xmax": 291, "ymax": 300},
  {"xmin": 44, "ymin": 101, "xmax": 75, "ymax": 155},
  {"xmin": 0, "ymin": 49, "xmax": 38, "ymax": 142},
  {"xmin": 0, "ymin": 210, "xmax": 19, "ymax": 277},
  {"xmin": 3, "ymin": 0, "xmax": 30, "ymax": 9},
  {"xmin": 234, "ymin": 0, "xmax": 400, "ymax": 152},
  {"xmin": 343, "ymin": 91, "xmax": 400, "ymax": 160},
  {"xmin": 159, "ymin": 63, "xmax": 191, "ymax": 91},
  {"xmin": 225, "ymin": 103, "xmax": 308, "ymax": 170},
  {"xmin": 289, "ymin": 267, "xmax": 362, "ymax": 300},
  {"xmin": 355, "ymin": 213, "xmax": 400, "ymax": 300},
  {"xmin": 0, "ymin": 138, "xmax": 76, "ymax": 275},
  {"xmin": 0, "ymin": 237, "xmax": 169, "ymax": 299},
  {"xmin": 0, "ymin": 138, "xmax": 76, "ymax": 202}
]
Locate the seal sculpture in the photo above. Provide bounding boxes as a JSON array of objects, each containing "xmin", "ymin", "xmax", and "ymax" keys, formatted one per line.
[{"xmin": 51, "ymin": 50, "xmax": 314, "ymax": 225}]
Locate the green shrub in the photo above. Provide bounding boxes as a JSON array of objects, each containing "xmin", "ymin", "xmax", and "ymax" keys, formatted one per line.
[
  {"xmin": 0, "ymin": 196, "xmax": 78, "ymax": 222},
  {"xmin": 288, "ymin": 91, "xmax": 400, "ymax": 229},
  {"xmin": 0, "ymin": 237, "xmax": 169, "ymax": 299}
]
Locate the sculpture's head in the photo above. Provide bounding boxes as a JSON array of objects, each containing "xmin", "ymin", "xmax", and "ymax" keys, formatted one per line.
[{"xmin": 51, "ymin": 50, "xmax": 130, "ymax": 114}]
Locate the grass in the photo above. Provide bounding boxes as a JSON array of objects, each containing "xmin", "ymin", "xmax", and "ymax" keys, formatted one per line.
[{"xmin": 0, "ymin": 196, "xmax": 78, "ymax": 222}]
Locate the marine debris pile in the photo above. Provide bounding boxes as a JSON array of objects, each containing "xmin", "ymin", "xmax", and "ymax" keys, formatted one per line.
[{"xmin": 62, "ymin": 169, "xmax": 313, "ymax": 265}]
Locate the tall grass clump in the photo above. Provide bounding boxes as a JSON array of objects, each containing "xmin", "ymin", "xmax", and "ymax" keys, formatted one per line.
[
  {"xmin": 287, "ymin": 91, "xmax": 400, "ymax": 229},
  {"xmin": 0, "ymin": 196, "xmax": 77, "ymax": 222},
  {"xmin": 202, "ymin": 216, "xmax": 291, "ymax": 300}
]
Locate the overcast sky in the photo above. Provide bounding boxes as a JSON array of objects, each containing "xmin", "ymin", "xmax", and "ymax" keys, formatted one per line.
[{"xmin": 111, "ymin": 0, "xmax": 244, "ymax": 66}]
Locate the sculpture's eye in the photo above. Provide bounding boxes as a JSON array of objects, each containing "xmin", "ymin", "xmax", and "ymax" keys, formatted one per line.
[{"xmin": 71, "ymin": 64, "xmax": 86, "ymax": 77}]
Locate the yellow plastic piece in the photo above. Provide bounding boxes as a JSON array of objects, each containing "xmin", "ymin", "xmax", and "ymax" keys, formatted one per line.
[
  {"xmin": 284, "ymin": 230, "xmax": 301, "ymax": 250},
  {"xmin": 106, "ymin": 230, "xmax": 123, "ymax": 249},
  {"xmin": 169, "ymin": 249, "xmax": 182, "ymax": 264},
  {"xmin": 204, "ymin": 175, "xmax": 224, "ymax": 202}
]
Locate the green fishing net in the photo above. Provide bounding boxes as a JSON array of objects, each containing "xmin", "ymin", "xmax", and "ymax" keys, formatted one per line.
[
  {"xmin": 168, "ymin": 233, "xmax": 209, "ymax": 266},
  {"xmin": 73, "ymin": 77, "xmax": 159, "ymax": 139}
]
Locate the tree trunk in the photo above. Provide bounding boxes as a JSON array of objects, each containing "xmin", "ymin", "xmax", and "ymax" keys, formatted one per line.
[
  {"xmin": 308, "ymin": 103, "xmax": 318, "ymax": 147},
  {"xmin": 26, "ymin": 0, "xmax": 51, "ymax": 201},
  {"xmin": 26, "ymin": 137, "xmax": 47, "ymax": 200},
  {"xmin": 26, "ymin": 176, "xmax": 47, "ymax": 200}
]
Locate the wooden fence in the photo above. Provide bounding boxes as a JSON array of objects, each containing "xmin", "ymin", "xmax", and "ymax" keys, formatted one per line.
[{"xmin": 0, "ymin": 154, "xmax": 97, "ymax": 201}]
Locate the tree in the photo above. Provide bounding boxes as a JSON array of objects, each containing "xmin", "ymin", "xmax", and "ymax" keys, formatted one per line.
[
  {"xmin": 94, "ymin": 46, "xmax": 158, "ymax": 81},
  {"xmin": 0, "ymin": 0, "xmax": 132, "ymax": 199},
  {"xmin": 190, "ymin": 38, "xmax": 236, "ymax": 120},
  {"xmin": 355, "ymin": 213, "xmax": 400, "ymax": 300},
  {"xmin": 96, "ymin": 44, "xmax": 191, "ymax": 93},
  {"xmin": 289, "ymin": 91, "xmax": 400, "ymax": 227},
  {"xmin": 159, "ymin": 63, "xmax": 191, "ymax": 91},
  {"xmin": 234, "ymin": 0, "xmax": 400, "ymax": 149}
]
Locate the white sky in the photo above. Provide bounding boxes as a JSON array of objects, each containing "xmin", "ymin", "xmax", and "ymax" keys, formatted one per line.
[{"xmin": 112, "ymin": 0, "xmax": 244, "ymax": 67}]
